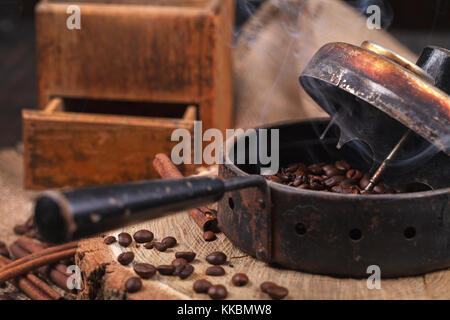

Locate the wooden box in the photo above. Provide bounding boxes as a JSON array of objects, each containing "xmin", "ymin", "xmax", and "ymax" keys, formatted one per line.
[
  {"xmin": 24, "ymin": 0, "xmax": 234, "ymax": 189},
  {"xmin": 23, "ymin": 98, "xmax": 197, "ymax": 189}
]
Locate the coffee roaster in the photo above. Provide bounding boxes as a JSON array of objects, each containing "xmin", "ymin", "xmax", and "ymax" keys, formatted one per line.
[{"xmin": 35, "ymin": 41, "xmax": 450, "ymax": 277}]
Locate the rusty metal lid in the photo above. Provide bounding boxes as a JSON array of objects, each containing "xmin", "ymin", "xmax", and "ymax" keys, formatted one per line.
[{"xmin": 299, "ymin": 41, "xmax": 450, "ymax": 161}]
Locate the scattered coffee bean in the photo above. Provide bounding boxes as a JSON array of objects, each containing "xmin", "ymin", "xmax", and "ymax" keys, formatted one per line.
[
  {"xmin": 25, "ymin": 216, "xmax": 35, "ymax": 229},
  {"xmin": 260, "ymin": 281, "xmax": 277, "ymax": 293},
  {"xmin": 174, "ymin": 264, "xmax": 194, "ymax": 279},
  {"xmin": 117, "ymin": 252, "xmax": 134, "ymax": 265},
  {"xmin": 175, "ymin": 251, "xmax": 196, "ymax": 262},
  {"xmin": 208, "ymin": 284, "xmax": 228, "ymax": 300},
  {"xmin": 133, "ymin": 230, "xmax": 154, "ymax": 243},
  {"xmin": 266, "ymin": 285, "xmax": 289, "ymax": 300},
  {"xmin": 193, "ymin": 279, "xmax": 212, "ymax": 293},
  {"xmin": 161, "ymin": 236, "xmax": 177, "ymax": 248},
  {"xmin": 144, "ymin": 242, "xmax": 154, "ymax": 249},
  {"xmin": 205, "ymin": 266, "xmax": 225, "ymax": 276},
  {"xmin": 0, "ymin": 246, "xmax": 10, "ymax": 258},
  {"xmin": 13, "ymin": 224, "xmax": 28, "ymax": 235},
  {"xmin": 118, "ymin": 232, "xmax": 133, "ymax": 247},
  {"xmin": 103, "ymin": 236, "xmax": 116, "ymax": 245},
  {"xmin": 153, "ymin": 242, "xmax": 168, "ymax": 252},
  {"xmin": 133, "ymin": 263, "xmax": 156, "ymax": 279},
  {"xmin": 206, "ymin": 251, "xmax": 227, "ymax": 265},
  {"xmin": 125, "ymin": 277, "xmax": 142, "ymax": 293},
  {"xmin": 172, "ymin": 258, "xmax": 188, "ymax": 267},
  {"xmin": 232, "ymin": 273, "xmax": 249, "ymax": 286},
  {"xmin": 203, "ymin": 231, "xmax": 216, "ymax": 242},
  {"xmin": 157, "ymin": 264, "xmax": 175, "ymax": 275},
  {"xmin": 0, "ymin": 294, "xmax": 14, "ymax": 300}
]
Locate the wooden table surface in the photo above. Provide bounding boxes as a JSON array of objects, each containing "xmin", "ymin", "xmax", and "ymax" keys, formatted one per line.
[{"xmin": 1, "ymin": 147, "xmax": 449, "ymax": 300}]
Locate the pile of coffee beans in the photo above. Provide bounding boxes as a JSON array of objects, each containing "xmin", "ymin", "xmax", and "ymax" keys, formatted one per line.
[{"xmin": 265, "ymin": 160, "xmax": 395, "ymax": 194}]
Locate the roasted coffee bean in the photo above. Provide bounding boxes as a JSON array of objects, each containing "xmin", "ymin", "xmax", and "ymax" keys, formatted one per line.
[
  {"xmin": 0, "ymin": 241, "xmax": 5, "ymax": 248},
  {"xmin": 307, "ymin": 164, "xmax": 323, "ymax": 175},
  {"xmin": 297, "ymin": 184, "xmax": 310, "ymax": 190},
  {"xmin": 232, "ymin": 273, "xmax": 249, "ymax": 286},
  {"xmin": 144, "ymin": 242, "xmax": 154, "ymax": 249},
  {"xmin": 25, "ymin": 216, "xmax": 35, "ymax": 229},
  {"xmin": 374, "ymin": 182, "xmax": 388, "ymax": 194},
  {"xmin": 293, "ymin": 175, "xmax": 308, "ymax": 187},
  {"xmin": 335, "ymin": 160, "xmax": 351, "ymax": 171},
  {"xmin": 322, "ymin": 164, "xmax": 344, "ymax": 177},
  {"xmin": 104, "ymin": 236, "xmax": 116, "ymax": 245},
  {"xmin": 205, "ymin": 266, "xmax": 225, "ymax": 276},
  {"xmin": 0, "ymin": 294, "xmax": 14, "ymax": 300},
  {"xmin": 134, "ymin": 263, "xmax": 156, "ymax": 279},
  {"xmin": 174, "ymin": 264, "xmax": 194, "ymax": 279},
  {"xmin": 175, "ymin": 251, "xmax": 196, "ymax": 262},
  {"xmin": 117, "ymin": 252, "xmax": 134, "ymax": 265},
  {"xmin": 153, "ymin": 242, "xmax": 168, "ymax": 252},
  {"xmin": 260, "ymin": 281, "xmax": 277, "ymax": 293},
  {"xmin": 359, "ymin": 174, "xmax": 370, "ymax": 189},
  {"xmin": 346, "ymin": 169, "xmax": 363, "ymax": 181},
  {"xmin": 203, "ymin": 231, "xmax": 216, "ymax": 242},
  {"xmin": 0, "ymin": 246, "xmax": 9, "ymax": 258},
  {"xmin": 324, "ymin": 175, "xmax": 346, "ymax": 188},
  {"xmin": 161, "ymin": 236, "xmax": 177, "ymax": 248},
  {"xmin": 266, "ymin": 285, "xmax": 289, "ymax": 300},
  {"xmin": 157, "ymin": 264, "xmax": 175, "ymax": 275},
  {"xmin": 206, "ymin": 251, "xmax": 227, "ymax": 265},
  {"xmin": 208, "ymin": 284, "xmax": 228, "ymax": 300},
  {"xmin": 331, "ymin": 185, "xmax": 360, "ymax": 194},
  {"xmin": 286, "ymin": 163, "xmax": 300, "ymax": 173},
  {"xmin": 125, "ymin": 277, "xmax": 142, "ymax": 293},
  {"xmin": 13, "ymin": 224, "xmax": 28, "ymax": 235},
  {"xmin": 118, "ymin": 232, "xmax": 133, "ymax": 247},
  {"xmin": 172, "ymin": 258, "xmax": 188, "ymax": 267},
  {"xmin": 133, "ymin": 230, "xmax": 154, "ymax": 243},
  {"xmin": 193, "ymin": 279, "xmax": 212, "ymax": 293},
  {"xmin": 266, "ymin": 175, "xmax": 281, "ymax": 183}
]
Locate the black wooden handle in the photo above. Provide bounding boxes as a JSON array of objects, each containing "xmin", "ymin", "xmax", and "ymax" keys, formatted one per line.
[{"xmin": 34, "ymin": 175, "xmax": 266, "ymax": 243}]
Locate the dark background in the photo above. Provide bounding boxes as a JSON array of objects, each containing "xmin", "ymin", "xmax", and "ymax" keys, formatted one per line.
[{"xmin": 1, "ymin": 0, "xmax": 449, "ymax": 149}]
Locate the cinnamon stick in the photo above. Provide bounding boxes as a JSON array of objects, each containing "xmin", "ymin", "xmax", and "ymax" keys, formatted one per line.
[
  {"xmin": 0, "ymin": 248, "xmax": 76, "ymax": 285},
  {"xmin": 11, "ymin": 238, "xmax": 70, "ymax": 290},
  {"xmin": 0, "ymin": 255, "xmax": 60, "ymax": 300},
  {"xmin": 0, "ymin": 241, "xmax": 77, "ymax": 273},
  {"xmin": 153, "ymin": 153, "xmax": 218, "ymax": 232}
]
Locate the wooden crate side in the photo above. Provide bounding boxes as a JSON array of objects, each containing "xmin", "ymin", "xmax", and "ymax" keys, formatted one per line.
[
  {"xmin": 23, "ymin": 109, "xmax": 195, "ymax": 189},
  {"xmin": 35, "ymin": 2, "xmax": 216, "ymax": 110}
]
